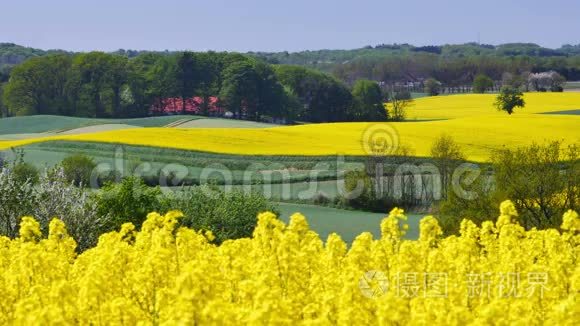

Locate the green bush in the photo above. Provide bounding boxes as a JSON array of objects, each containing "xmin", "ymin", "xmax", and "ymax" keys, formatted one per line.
[
  {"xmin": 472, "ymin": 74, "xmax": 493, "ymax": 93},
  {"xmin": 438, "ymin": 141, "xmax": 579, "ymax": 234},
  {"xmin": 424, "ymin": 78, "xmax": 441, "ymax": 96},
  {"xmin": 10, "ymin": 162, "xmax": 39, "ymax": 184},
  {"xmin": 437, "ymin": 174, "xmax": 501, "ymax": 235},
  {"xmin": 61, "ymin": 154, "xmax": 97, "ymax": 187},
  {"xmin": 341, "ymin": 170, "xmax": 374, "ymax": 210},
  {"xmin": 0, "ymin": 167, "xmax": 102, "ymax": 251},
  {"xmin": 92, "ymin": 176, "xmax": 168, "ymax": 231},
  {"xmin": 174, "ymin": 185, "xmax": 279, "ymax": 243}
]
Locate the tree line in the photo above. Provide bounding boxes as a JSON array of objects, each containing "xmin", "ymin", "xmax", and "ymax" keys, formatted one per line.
[
  {"xmin": 331, "ymin": 52, "xmax": 579, "ymax": 86},
  {"xmin": 0, "ymin": 51, "xmax": 393, "ymax": 123},
  {"xmin": 253, "ymin": 42, "xmax": 580, "ymax": 84}
]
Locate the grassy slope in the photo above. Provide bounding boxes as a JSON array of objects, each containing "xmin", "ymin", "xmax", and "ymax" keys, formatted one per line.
[
  {"xmin": 177, "ymin": 118, "xmax": 276, "ymax": 128},
  {"xmin": 0, "ymin": 115, "xmax": 202, "ymax": 134}
]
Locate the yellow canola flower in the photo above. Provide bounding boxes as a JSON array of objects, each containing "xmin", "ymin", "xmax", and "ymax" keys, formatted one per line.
[
  {"xmin": 19, "ymin": 216, "xmax": 41, "ymax": 242},
  {"xmin": 0, "ymin": 205, "xmax": 578, "ymax": 325},
  {"xmin": 562, "ymin": 210, "xmax": 580, "ymax": 232},
  {"xmin": 0, "ymin": 93, "xmax": 579, "ymax": 162}
]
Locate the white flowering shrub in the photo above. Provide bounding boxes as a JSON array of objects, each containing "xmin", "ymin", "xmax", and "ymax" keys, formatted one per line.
[{"xmin": 0, "ymin": 167, "xmax": 104, "ymax": 250}]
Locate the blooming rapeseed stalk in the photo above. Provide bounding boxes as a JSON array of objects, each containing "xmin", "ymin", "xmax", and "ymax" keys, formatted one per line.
[{"xmin": 0, "ymin": 200, "xmax": 578, "ymax": 324}]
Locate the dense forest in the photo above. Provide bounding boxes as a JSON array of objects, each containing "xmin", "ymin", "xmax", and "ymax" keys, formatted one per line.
[{"xmin": 0, "ymin": 42, "xmax": 579, "ymax": 122}]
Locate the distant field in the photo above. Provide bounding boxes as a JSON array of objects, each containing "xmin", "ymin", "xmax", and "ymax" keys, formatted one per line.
[
  {"xmin": 14, "ymin": 141, "xmax": 371, "ymax": 184},
  {"xmin": 1, "ymin": 115, "xmax": 577, "ymax": 162},
  {"xmin": 177, "ymin": 118, "xmax": 276, "ymax": 128},
  {"xmin": 1, "ymin": 93, "xmax": 579, "ymax": 162},
  {"xmin": 406, "ymin": 92, "xmax": 580, "ymax": 120},
  {"xmin": 277, "ymin": 202, "xmax": 421, "ymax": 242},
  {"xmin": 0, "ymin": 115, "xmax": 201, "ymax": 135},
  {"xmin": 542, "ymin": 109, "xmax": 580, "ymax": 115},
  {"xmin": 564, "ymin": 81, "xmax": 580, "ymax": 90},
  {"xmin": 59, "ymin": 124, "xmax": 142, "ymax": 135}
]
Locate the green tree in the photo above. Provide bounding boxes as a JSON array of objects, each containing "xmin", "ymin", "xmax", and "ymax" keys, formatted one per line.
[
  {"xmin": 494, "ymin": 86, "xmax": 525, "ymax": 115},
  {"xmin": 4, "ymin": 54, "xmax": 73, "ymax": 115},
  {"xmin": 61, "ymin": 154, "xmax": 97, "ymax": 187},
  {"xmin": 128, "ymin": 53, "xmax": 177, "ymax": 115},
  {"xmin": 472, "ymin": 74, "xmax": 494, "ymax": 93},
  {"xmin": 430, "ymin": 134, "xmax": 465, "ymax": 196},
  {"xmin": 72, "ymin": 52, "xmax": 118, "ymax": 117},
  {"xmin": 0, "ymin": 83, "xmax": 7, "ymax": 117},
  {"xmin": 492, "ymin": 141, "xmax": 579, "ymax": 229},
  {"xmin": 387, "ymin": 90, "xmax": 413, "ymax": 121},
  {"xmin": 424, "ymin": 78, "xmax": 441, "ymax": 96},
  {"xmin": 275, "ymin": 65, "xmax": 352, "ymax": 122},
  {"xmin": 174, "ymin": 52, "xmax": 199, "ymax": 113},
  {"xmin": 350, "ymin": 79, "xmax": 387, "ymax": 121},
  {"xmin": 108, "ymin": 55, "xmax": 129, "ymax": 117},
  {"xmin": 195, "ymin": 52, "xmax": 221, "ymax": 116},
  {"xmin": 219, "ymin": 60, "xmax": 259, "ymax": 119},
  {"xmin": 253, "ymin": 61, "xmax": 288, "ymax": 121}
]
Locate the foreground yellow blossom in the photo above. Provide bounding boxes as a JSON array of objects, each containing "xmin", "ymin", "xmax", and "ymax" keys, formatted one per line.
[{"xmin": 0, "ymin": 201, "xmax": 578, "ymax": 325}]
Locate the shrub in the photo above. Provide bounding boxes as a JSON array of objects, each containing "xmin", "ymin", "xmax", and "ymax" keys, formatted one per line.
[
  {"xmin": 341, "ymin": 170, "xmax": 374, "ymax": 210},
  {"xmin": 438, "ymin": 141, "xmax": 579, "ymax": 233},
  {"xmin": 430, "ymin": 134, "xmax": 465, "ymax": 196},
  {"xmin": 492, "ymin": 141, "xmax": 579, "ymax": 229},
  {"xmin": 472, "ymin": 74, "xmax": 493, "ymax": 93},
  {"xmin": 11, "ymin": 162, "xmax": 39, "ymax": 184},
  {"xmin": 424, "ymin": 78, "xmax": 441, "ymax": 96},
  {"xmin": 61, "ymin": 154, "xmax": 97, "ymax": 187},
  {"xmin": 437, "ymin": 173, "xmax": 501, "ymax": 235},
  {"xmin": 0, "ymin": 167, "xmax": 103, "ymax": 251},
  {"xmin": 92, "ymin": 176, "xmax": 168, "ymax": 231},
  {"xmin": 173, "ymin": 185, "xmax": 279, "ymax": 243}
]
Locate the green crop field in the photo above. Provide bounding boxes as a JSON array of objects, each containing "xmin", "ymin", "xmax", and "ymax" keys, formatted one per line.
[
  {"xmin": 176, "ymin": 118, "xmax": 276, "ymax": 128},
  {"xmin": 564, "ymin": 81, "xmax": 580, "ymax": 90},
  {"xmin": 0, "ymin": 115, "xmax": 202, "ymax": 135},
  {"xmin": 277, "ymin": 202, "xmax": 421, "ymax": 242}
]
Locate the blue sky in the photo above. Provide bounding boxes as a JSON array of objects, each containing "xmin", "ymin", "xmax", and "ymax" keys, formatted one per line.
[{"xmin": 1, "ymin": 0, "xmax": 578, "ymax": 52}]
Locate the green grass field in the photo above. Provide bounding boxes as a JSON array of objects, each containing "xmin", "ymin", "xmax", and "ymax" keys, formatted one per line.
[
  {"xmin": 0, "ymin": 115, "xmax": 277, "ymax": 137},
  {"xmin": 13, "ymin": 141, "xmax": 376, "ymax": 187},
  {"xmin": 277, "ymin": 202, "xmax": 421, "ymax": 242},
  {"xmin": 564, "ymin": 81, "xmax": 580, "ymax": 90},
  {"xmin": 176, "ymin": 118, "xmax": 276, "ymax": 128},
  {"xmin": 0, "ymin": 115, "xmax": 202, "ymax": 135}
]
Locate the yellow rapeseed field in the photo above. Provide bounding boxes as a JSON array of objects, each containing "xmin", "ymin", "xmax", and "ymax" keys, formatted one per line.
[
  {"xmin": 1, "ymin": 93, "xmax": 578, "ymax": 161},
  {"xmin": 0, "ymin": 201, "xmax": 578, "ymax": 324},
  {"xmin": 406, "ymin": 92, "xmax": 580, "ymax": 119}
]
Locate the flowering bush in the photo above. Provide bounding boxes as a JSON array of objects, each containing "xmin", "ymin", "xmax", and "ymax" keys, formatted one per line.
[
  {"xmin": 0, "ymin": 167, "xmax": 103, "ymax": 251},
  {"xmin": 0, "ymin": 201, "xmax": 578, "ymax": 324}
]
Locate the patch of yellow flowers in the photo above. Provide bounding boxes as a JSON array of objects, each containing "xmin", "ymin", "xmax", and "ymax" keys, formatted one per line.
[{"xmin": 0, "ymin": 201, "xmax": 578, "ymax": 324}]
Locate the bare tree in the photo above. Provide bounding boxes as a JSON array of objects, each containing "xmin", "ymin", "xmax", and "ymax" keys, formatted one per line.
[
  {"xmin": 387, "ymin": 90, "xmax": 413, "ymax": 121},
  {"xmin": 430, "ymin": 134, "xmax": 465, "ymax": 196}
]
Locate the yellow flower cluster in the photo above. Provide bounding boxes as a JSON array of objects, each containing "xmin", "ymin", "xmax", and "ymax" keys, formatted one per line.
[{"xmin": 0, "ymin": 201, "xmax": 578, "ymax": 325}]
